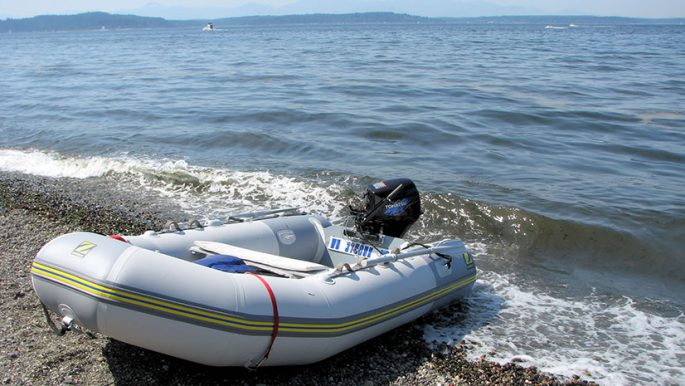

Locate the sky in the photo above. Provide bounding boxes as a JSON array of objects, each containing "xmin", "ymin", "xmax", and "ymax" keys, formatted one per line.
[{"xmin": 1, "ymin": 0, "xmax": 684, "ymax": 19}]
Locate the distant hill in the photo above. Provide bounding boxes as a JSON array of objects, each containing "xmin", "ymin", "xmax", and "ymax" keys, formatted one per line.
[
  {"xmin": 0, "ymin": 12, "xmax": 179, "ymax": 32},
  {"xmin": 1, "ymin": 12, "xmax": 683, "ymax": 32},
  {"xmin": 0, "ymin": 12, "xmax": 427, "ymax": 32},
  {"xmin": 222, "ymin": 13, "xmax": 684, "ymax": 25},
  {"xmin": 213, "ymin": 12, "xmax": 427, "ymax": 25},
  {"xmin": 453, "ymin": 15, "xmax": 685, "ymax": 25}
]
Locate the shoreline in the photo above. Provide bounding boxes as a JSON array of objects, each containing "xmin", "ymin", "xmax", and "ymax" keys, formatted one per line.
[{"xmin": 0, "ymin": 171, "xmax": 595, "ymax": 385}]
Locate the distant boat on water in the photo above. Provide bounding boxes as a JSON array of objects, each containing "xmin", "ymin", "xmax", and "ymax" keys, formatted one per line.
[
  {"xmin": 545, "ymin": 24, "xmax": 577, "ymax": 30},
  {"xmin": 202, "ymin": 23, "xmax": 215, "ymax": 31}
]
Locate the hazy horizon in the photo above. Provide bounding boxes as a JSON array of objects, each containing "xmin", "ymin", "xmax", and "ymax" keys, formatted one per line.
[{"xmin": 1, "ymin": 0, "xmax": 684, "ymax": 20}]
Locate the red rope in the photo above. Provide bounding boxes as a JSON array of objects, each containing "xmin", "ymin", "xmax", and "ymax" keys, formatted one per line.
[{"xmin": 247, "ymin": 273, "xmax": 279, "ymax": 364}]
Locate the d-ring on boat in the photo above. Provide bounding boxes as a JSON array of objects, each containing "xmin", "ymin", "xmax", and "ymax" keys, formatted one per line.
[{"xmin": 31, "ymin": 178, "xmax": 476, "ymax": 367}]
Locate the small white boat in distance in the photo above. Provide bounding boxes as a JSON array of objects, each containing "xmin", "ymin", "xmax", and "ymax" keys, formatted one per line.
[
  {"xmin": 31, "ymin": 178, "xmax": 476, "ymax": 367},
  {"xmin": 202, "ymin": 23, "xmax": 215, "ymax": 31}
]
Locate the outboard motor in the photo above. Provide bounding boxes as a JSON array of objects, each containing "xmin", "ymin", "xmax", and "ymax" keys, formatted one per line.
[{"xmin": 352, "ymin": 178, "xmax": 422, "ymax": 238}]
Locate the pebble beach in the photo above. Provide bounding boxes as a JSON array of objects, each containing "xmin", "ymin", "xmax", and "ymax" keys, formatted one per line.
[{"xmin": 0, "ymin": 171, "xmax": 596, "ymax": 385}]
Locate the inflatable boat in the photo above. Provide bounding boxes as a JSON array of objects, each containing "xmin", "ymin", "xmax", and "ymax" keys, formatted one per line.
[{"xmin": 31, "ymin": 178, "xmax": 476, "ymax": 367}]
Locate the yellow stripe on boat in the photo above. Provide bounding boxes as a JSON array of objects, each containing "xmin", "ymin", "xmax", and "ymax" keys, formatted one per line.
[{"xmin": 32, "ymin": 261, "xmax": 475, "ymax": 335}]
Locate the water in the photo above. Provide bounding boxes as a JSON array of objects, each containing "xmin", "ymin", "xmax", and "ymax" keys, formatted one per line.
[{"xmin": 1, "ymin": 22, "xmax": 684, "ymax": 384}]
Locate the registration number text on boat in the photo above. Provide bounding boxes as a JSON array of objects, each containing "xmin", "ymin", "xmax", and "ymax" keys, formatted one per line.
[{"xmin": 328, "ymin": 237, "xmax": 388, "ymax": 258}]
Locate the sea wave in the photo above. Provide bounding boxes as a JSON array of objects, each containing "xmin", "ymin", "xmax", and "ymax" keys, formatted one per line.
[
  {"xmin": 2, "ymin": 148, "xmax": 682, "ymax": 287},
  {"xmin": 0, "ymin": 148, "xmax": 348, "ymax": 219},
  {"xmin": 425, "ymin": 269, "xmax": 685, "ymax": 385}
]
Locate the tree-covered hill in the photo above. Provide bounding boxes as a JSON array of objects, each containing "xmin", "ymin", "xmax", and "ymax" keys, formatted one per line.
[{"xmin": 0, "ymin": 12, "xmax": 179, "ymax": 32}]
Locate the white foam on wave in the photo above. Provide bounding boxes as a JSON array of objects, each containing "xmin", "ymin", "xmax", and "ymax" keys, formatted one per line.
[
  {"xmin": 0, "ymin": 148, "xmax": 349, "ymax": 221},
  {"xmin": 425, "ymin": 263, "xmax": 685, "ymax": 385},
  {"xmin": 140, "ymin": 162, "xmax": 348, "ymax": 221},
  {"xmin": 0, "ymin": 148, "xmax": 135, "ymax": 178}
]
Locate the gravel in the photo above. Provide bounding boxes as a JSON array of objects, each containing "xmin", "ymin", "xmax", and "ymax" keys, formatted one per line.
[{"xmin": 0, "ymin": 171, "xmax": 596, "ymax": 385}]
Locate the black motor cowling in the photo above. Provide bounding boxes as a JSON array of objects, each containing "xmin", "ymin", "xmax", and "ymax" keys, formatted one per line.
[{"xmin": 353, "ymin": 178, "xmax": 422, "ymax": 238}]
